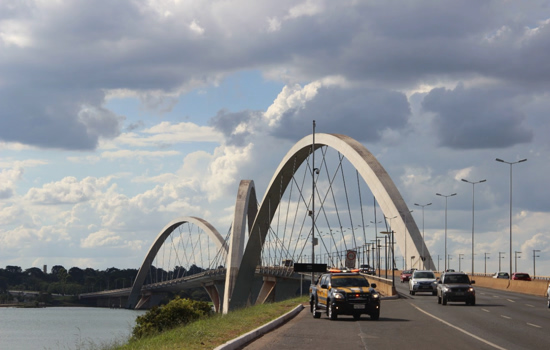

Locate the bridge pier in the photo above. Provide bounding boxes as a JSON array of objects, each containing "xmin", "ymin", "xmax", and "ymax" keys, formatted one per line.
[{"xmin": 203, "ymin": 281, "xmax": 225, "ymax": 313}]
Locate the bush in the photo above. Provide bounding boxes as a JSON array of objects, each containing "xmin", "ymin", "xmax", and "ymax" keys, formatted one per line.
[{"xmin": 132, "ymin": 297, "xmax": 212, "ymax": 339}]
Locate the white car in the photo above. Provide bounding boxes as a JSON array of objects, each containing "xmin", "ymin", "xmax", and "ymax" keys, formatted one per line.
[
  {"xmin": 409, "ymin": 270, "xmax": 437, "ymax": 296},
  {"xmin": 547, "ymin": 283, "xmax": 550, "ymax": 308},
  {"xmin": 492, "ymin": 271, "xmax": 510, "ymax": 279}
]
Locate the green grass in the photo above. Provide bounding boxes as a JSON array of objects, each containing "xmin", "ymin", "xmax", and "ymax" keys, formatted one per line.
[{"xmin": 110, "ymin": 296, "xmax": 308, "ymax": 350}]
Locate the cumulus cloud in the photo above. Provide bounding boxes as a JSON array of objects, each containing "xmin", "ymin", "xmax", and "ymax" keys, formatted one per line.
[
  {"xmin": 0, "ymin": 166, "xmax": 23, "ymax": 199},
  {"xmin": 265, "ymin": 82, "xmax": 411, "ymax": 142},
  {"xmin": 81, "ymin": 229, "xmax": 122, "ymax": 248},
  {"xmin": 25, "ymin": 176, "xmax": 112, "ymax": 205}
]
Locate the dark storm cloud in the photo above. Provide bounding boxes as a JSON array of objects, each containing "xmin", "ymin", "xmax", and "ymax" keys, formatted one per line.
[
  {"xmin": 0, "ymin": 86, "xmax": 122, "ymax": 150},
  {"xmin": 422, "ymin": 84, "xmax": 533, "ymax": 149},
  {"xmin": 209, "ymin": 109, "xmax": 262, "ymax": 147},
  {"xmin": 270, "ymin": 86, "xmax": 411, "ymax": 142},
  {"xmin": 2, "ymin": 1, "xmax": 550, "ymax": 149}
]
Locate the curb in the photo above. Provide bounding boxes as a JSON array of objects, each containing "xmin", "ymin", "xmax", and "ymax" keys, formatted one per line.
[{"xmin": 213, "ymin": 304, "xmax": 305, "ymax": 350}]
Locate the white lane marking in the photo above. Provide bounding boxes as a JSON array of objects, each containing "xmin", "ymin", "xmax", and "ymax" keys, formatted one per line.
[
  {"xmin": 527, "ymin": 323, "xmax": 542, "ymax": 329},
  {"xmin": 410, "ymin": 303, "xmax": 508, "ymax": 350},
  {"xmin": 482, "ymin": 309, "xmax": 490, "ymax": 313},
  {"xmin": 501, "ymin": 315, "xmax": 511, "ymax": 319},
  {"xmin": 525, "ymin": 304, "xmax": 534, "ymax": 308},
  {"xmin": 507, "ymin": 299, "xmax": 515, "ymax": 303}
]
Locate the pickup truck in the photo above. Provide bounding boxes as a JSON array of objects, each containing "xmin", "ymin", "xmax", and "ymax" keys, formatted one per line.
[{"xmin": 310, "ymin": 272, "xmax": 380, "ymax": 320}]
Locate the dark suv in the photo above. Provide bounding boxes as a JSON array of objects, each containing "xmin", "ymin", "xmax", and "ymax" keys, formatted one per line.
[
  {"xmin": 310, "ymin": 272, "xmax": 380, "ymax": 320},
  {"xmin": 436, "ymin": 272, "xmax": 476, "ymax": 306}
]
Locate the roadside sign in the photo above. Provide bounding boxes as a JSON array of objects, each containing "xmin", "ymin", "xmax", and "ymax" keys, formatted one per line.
[
  {"xmin": 294, "ymin": 263, "xmax": 327, "ymax": 273},
  {"xmin": 345, "ymin": 250, "xmax": 357, "ymax": 268}
]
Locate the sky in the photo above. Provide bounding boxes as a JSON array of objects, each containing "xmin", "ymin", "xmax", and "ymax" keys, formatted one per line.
[{"xmin": 1, "ymin": 0, "xmax": 550, "ymax": 277}]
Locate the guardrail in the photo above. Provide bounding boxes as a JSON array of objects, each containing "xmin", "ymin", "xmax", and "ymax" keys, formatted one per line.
[{"xmin": 362, "ymin": 274, "xmax": 395, "ymax": 296}]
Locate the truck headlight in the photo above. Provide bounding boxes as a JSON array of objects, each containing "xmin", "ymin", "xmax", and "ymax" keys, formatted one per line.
[
  {"xmin": 372, "ymin": 293, "xmax": 380, "ymax": 299},
  {"xmin": 333, "ymin": 292, "xmax": 345, "ymax": 299}
]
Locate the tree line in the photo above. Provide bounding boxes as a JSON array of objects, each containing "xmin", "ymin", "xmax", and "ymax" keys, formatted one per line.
[{"xmin": 0, "ymin": 264, "xmax": 211, "ymax": 303}]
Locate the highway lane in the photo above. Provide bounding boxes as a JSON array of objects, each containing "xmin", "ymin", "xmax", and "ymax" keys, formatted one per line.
[
  {"xmin": 241, "ymin": 298, "xmax": 498, "ymax": 350},
  {"xmin": 241, "ymin": 282, "xmax": 550, "ymax": 350},
  {"xmin": 395, "ymin": 279, "xmax": 550, "ymax": 349}
]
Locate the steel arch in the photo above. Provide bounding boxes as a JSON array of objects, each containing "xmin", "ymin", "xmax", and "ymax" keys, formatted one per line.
[
  {"xmin": 126, "ymin": 216, "xmax": 227, "ymax": 309},
  {"xmin": 228, "ymin": 133, "xmax": 433, "ymax": 310}
]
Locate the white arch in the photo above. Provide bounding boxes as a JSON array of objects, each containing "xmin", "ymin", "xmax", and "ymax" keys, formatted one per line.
[
  {"xmin": 228, "ymin": 133, "xmax": 434, "ymax": 310},
  {"xmin": 126, "ymin": 216, "xmax": 227, "ymax": 309},
  {"xmin": 222, "ymin": 180, "xmax": 258, "ymax": 314}
]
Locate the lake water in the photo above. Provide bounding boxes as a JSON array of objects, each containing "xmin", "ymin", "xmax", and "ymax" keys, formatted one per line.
[{"xmin": 0, "ymin": 307, "xmax": 146, "ymax": 350}]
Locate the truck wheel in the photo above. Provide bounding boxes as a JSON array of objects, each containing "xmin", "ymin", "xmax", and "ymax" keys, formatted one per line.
[
  {"xmin": 312, "ymin": 300, "xmax": 321, "ymax": 318},
  {"xmin": 432, "ymin": 291, "xmax": 437, "ymax": 296},
  {"xmin": 411, "ymin": 291, "xmax": 415, "ymax": 296},
  {"xmin": 442, "ymin": 295, "xmax": 447, "ymax": 305},
  {"xmin": 370, "ymin": 310, "xmax": 380, "ymax": 320},
  {"xmin": 328, "ymin": 302, "xmax": 337, "ymax": 320}
]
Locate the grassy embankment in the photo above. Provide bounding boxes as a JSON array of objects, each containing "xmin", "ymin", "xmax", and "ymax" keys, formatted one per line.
[{"xmin": 111, "ymin": 296, "xmax": 308, "ymax": 350}]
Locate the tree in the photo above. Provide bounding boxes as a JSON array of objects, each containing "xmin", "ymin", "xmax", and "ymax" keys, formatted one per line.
[
  {"xmin": 51, "ymin": 265, "xmax": 65, "ymax": 276},
  {"xmin": 25, "ymin": 267, "xmax": 45, "ymax": 279},
  {"xmin": 68, "ymin": 267, "xmax": 85, "ymax": 284},
  {"xmin": 6, "ymin": 265, "xmax": 22, "ymax": 274}
]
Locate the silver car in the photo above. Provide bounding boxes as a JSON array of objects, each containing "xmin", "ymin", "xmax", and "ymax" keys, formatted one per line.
[{"xmin": 409, "ymin": 270, "xmax": 437, "ymax": 295}]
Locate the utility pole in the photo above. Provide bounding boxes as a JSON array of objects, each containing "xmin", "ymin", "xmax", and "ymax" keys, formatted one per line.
[{"xmin": 533, "ymin": 250, "xmax": 540, "ymax": 279}]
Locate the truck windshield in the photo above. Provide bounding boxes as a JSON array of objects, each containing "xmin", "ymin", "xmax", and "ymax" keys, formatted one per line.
[{"xmin": 331, "ymin": 277, "xmax": 369, "ymax": 287}]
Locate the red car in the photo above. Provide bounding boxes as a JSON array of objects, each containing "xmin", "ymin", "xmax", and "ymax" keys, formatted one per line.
[
  {"xmin": 511, "ymin": 272, "xmax": 531, "ymax": 281},
  {"xmin": 400, "ymin": 270, "xmax": 413, "ymax": 283}
]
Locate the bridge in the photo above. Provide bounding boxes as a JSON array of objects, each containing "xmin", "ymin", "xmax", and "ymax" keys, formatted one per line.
[{"xmin": 80, "ymin": 133, "xmax": 433, "ymax": 313}]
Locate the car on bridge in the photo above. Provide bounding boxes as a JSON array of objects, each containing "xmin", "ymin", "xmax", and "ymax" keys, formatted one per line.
[
  {"xmin": 359, "ymin": 264, "xmax": 375, "ymax": 275},
  {"xmin": 400, "ymin": 270, "xmax": 413, "ymax": 283},
  {"xmin": 492, "ymin": 271, "xmax": 510, "ymax": 279},
  {"xmin": 511, "ymin": 272, "xmax": 531, "ymax": 281},
  {"xmin": 408, "ymin": 270, "xmax": 437, "ymax": 295},
  {"xmin": 436, "ymin": 272, "xmax": 475, "ymax": 306},
  {"xmin": 310, "ymin": 272, "xmax": 380, "ymax": 320}
]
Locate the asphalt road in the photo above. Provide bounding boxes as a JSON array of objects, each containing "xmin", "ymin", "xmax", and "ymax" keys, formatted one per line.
[{"xmin": 240, "ymin": 280, "xmax": 550, "ymax": 350}]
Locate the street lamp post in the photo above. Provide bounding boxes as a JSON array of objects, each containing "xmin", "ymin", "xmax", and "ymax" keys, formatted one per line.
[
  {"xmin": 499, "ymin": 252, "xmax": 505, "ymax": 272},
  {"xmin": 461, "ymin": 178, "xmax": 486, "ymax": 276},
  {"xmin": 447, "ymin": 255, "xmax": 452, "ymax": 270},
  {"xmin": 496, "ymin": 158, "xmax": 527, "ymax": 276},
  {"xmin": 384, "ymin": 216, "xmax": 397, "ymax": 276},
  {"xmin": 311, "ymin": 121, "xmax": 317, "ymax": 285},
  {"xmin": 484, "ymin": 253, "xmax": 490, "ymax": 275},
  {"xmin": 381, "ymin": 231, "xmax": 395, "ymax": 287},
  {"xmin": 459, "ymin": 254, "xmax": 464, "ymax": 272},
  {"xmin": 436, "ymin": 192, "xmax": 457, "ymax": 271},
  {"xmin": 371, "ymin": 220, "xmax": 383, "ymax": 277},
  {"xmin": 514, "ymin": 251, "xmax": 522, "ymax": 273},
  {"xmin": 533, "ymin": 250, "xmax": 540, "ymax": 279},
  {"xmin": 414, "ymin": 203, "xmax": 431, "ymax": 269},
  {"xmin": 400, "ymin": 210, "xmax": 414, "ymax": 270}
]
